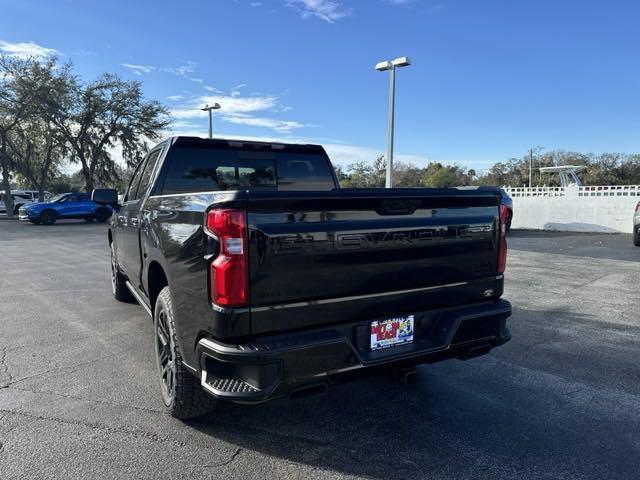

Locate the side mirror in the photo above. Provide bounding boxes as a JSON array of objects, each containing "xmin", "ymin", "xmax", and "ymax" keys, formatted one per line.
[{"xmin": 91, "ymin": 189, "xmax": 118, "ymax": 207}]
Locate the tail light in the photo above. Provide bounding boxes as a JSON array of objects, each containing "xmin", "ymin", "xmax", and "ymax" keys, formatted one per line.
[
  {"xmin": 205, "ymin": 209, "xmax": 248, "ymax": 308},
  {"xmin": 497, "ymin": 204, "xmax": 508, "ymax": 274}
]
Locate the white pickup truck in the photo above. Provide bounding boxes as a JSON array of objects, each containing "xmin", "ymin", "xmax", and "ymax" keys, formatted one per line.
[{"xmin": 0, "ymin": 190, "xmax": 50, "ymax": 215}]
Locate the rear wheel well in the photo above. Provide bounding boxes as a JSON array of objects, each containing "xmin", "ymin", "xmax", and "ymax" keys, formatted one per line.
[{"xmin": 148, "ymin": 262, "xmax": 168, "ymax": 311}]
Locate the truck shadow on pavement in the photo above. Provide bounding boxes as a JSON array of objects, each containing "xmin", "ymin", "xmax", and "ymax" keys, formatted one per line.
[
  {"xmin": 182, "ymin": 306, "xmax": 639, "ymax": 479},
  {"xmin": 187, "ymin": 376, "xmax": 463, "ymax": 478}
]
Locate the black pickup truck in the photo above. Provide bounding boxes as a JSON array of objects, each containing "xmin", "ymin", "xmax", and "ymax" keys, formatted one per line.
[{"xmin": 96, "ymin": 136, "xmax": 512, "ymax": 419}]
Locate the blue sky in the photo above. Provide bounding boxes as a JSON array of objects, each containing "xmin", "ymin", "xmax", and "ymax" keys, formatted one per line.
[{"xmin": 1, "ymin": 0, "xmax": 639, "ymax": 171}]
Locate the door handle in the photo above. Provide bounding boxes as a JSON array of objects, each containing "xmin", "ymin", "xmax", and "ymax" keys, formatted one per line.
[{"xmin": 154, "ymin": 208, "xmax": 175, "ymax": 219}]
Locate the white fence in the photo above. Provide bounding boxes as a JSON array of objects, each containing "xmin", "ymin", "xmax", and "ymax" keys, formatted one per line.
[{"xmin": 502, "ymin": 185, "xmax": 640, "ymax": 233}]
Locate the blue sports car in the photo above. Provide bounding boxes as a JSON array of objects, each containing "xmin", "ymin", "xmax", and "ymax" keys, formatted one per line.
[{"xmin": 19, "ymin": 192, "xmax": 113, "ymax": 225}]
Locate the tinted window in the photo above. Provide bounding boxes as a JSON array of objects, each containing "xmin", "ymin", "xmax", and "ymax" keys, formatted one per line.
[
  {"xmin": 61, "ymin": 194, "xmax": 80, "ymax": 203},
  {"xmin": 276, "ymin": 155, "xmax": 335, "ymax": 191},
  {"xmin": 78, "ymin": 194, "xmax": 90, "ymax": 202},
  {"xmin": 135, "ymin": 150, "xmax": 161, "ymax": 200},
  {"xmin": 162, "ymin": 148, "xmax": 277, "ymax": 195},
  {"xmin": 160, "ymin": 147, "xmax": 334, "ymax": 195},
  {"xmin": 125, "ymin": 157, "xmax": 149, "ymax": 202}
]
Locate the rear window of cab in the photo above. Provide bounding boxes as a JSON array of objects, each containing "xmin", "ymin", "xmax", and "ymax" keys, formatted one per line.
[{"xmin": 157, "ymin": 146, "xmax": 335, "ymax": 195}]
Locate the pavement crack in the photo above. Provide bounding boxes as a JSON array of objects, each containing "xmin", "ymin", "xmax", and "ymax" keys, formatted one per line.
[
  {"xmin": 0, "ymin": 346, "xmax": 14, "ymax": 388},
  {"xmin": 560, "ymin": 387, "xmax": 584, "ymax": 397},
  {"xmin": 4, "ymin": 349, "xmax": 126, "ymax": 388},
  {"xmin": 0, "ymin": 408, "xmax": 187, "ymax": 448},
  {"xmin": 7, "ymin": 385, "xmax": 163, "ymax": 415},
  {"xmin": 199, "ymin": 447, "xmax": 242, "ymax": 468}
]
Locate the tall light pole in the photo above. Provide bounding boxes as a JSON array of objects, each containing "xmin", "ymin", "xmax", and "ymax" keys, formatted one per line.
[
  {"xmin": 375, "ymin": 56, "xmax": 411, "ymax": 188},
  {"xmin": 529, "ymin": 148, "xmax": 533, "ymax": 188},
  {"xmin": 200, "ymin": 103, "xmax": 221, "ymax": 138}
]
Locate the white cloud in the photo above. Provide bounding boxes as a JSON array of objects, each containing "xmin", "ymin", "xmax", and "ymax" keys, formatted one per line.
[
  {"xmin": 224, "ymin": 114, "xmax": 304, "ymax": 133},
  {"xmin": 169, "ymin": 92, "xmax": 306, "ymax": 134},
  {"xmin": 171, "ymin": 94, "xmax": 278, "ymax": 118},
  {"xmin": 167, "ymin": 94, "xmax": 185, "ymax": 101},
  {"xmin": 166, "ymin": 61, "xmax": 197, "ymax": 76},
  {"xmin": 250, "ymin": 1, "xmax": 263, "ymax": 6},
  {"xmin": 285, "ymin": 0, "xmax": 349, "ymax": 23},
  {"xmin": 121, "ymin": 60, "xmax": 200, "ymax": 78},
  {"xmin": 121, "ymin": 63, "xmax": 156, "ymax": 75},
  {"xmin": 0, "ymin": 40, "xmax": 58, "ymax": 59}
]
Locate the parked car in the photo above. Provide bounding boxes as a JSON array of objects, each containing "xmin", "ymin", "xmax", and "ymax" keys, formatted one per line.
[
  {"xmin": 101, "ymin": 136, "xmax": 512, "ymax": 420},
  {"xmin": 500, "ymin": 189, "xmax": 513, "ymax": 232},
  {"xmin": 634, "ymin": 201, "xmax": 639, "ymax": 246},
  {"xmin": 0, "ymin": 190, "xmax": 50, "ymax": 215},
  {"xmin": 19, "ymin": 192, "xmax": 113, "ymax": 225}
]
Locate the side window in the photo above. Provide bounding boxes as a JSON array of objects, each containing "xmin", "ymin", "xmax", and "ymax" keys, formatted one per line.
[
  {"xmin": 135, "ymin": 149, "xmax": 161, "ymax": 201},
  {"xmin": 124, "ymin": 157, "xmax": 149, "ymax": 203},
  {"xmin": 61, "ymin": 194, "xmax": 79, "ymax": 203},
  {"xmin": 79, "ymin": 194, "xmax": 90, "ymax": 202}
]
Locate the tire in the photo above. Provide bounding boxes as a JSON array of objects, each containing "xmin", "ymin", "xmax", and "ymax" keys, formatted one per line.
[
  {"xmin": 40, "ymin": 210, "xmax": 57, "ymax": 225},
  {"xmin": 634, "ymin": 231, "xmax": 640, "ymax": 247},
  {"xmin": 154, "ymin": 286, "xmax": 217, "ymax": 419},
  {"xmin": 95, "ymin": 208, "xmax": 111, "ymax": 223},
  {"xmin": 13, "ymin": 205, "xmax": 20, "ymax": 215},
  {"xmin": 110, "ymin": 242, "xmax": 134, "ymax": 302}
]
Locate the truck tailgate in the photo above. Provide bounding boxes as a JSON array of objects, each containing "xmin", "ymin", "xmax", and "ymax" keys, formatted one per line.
[{"xmin": 246, "ymin": 188, "xmax": 502, "ymax": 335}]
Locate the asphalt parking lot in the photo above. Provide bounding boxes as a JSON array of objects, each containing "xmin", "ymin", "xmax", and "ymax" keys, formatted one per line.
[{"xmin": 0, "ymin": 220, "xmax": 639, "ymax": 479}]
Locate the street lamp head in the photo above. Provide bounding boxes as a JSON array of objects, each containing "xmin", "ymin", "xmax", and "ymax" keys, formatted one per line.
[
  {"xmin": 200, "ymin": 103, "xmax": 221, "ymax": 111},
  {"xmin": 391, "ymin": 56, "xmax": 411, "ymax": 68},
  {"xmin": 375, "ymin": 61, "xmax": 392, "ymax": 72},
  {"xmin": 376, "ymin": 57, "xmax": 411, "ymax": 71}
]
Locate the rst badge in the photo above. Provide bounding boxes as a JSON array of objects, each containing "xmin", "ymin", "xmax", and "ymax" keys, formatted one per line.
[{"xmin": 370, "ymin": 315, "xmax": 415, "ymax": 351}]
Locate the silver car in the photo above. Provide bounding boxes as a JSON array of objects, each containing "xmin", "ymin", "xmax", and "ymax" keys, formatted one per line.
[
  {"xmin": 0, "ymin": 190, "xmax": 48, "ymax": 215},
  {"xmin": 634, "ymin": 201, "xmax": 640, "ymax": 246}
]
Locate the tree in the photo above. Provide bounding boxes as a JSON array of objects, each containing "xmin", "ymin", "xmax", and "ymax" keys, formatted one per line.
[
  {"xmin": 0, "ymin": 55, "xmax": 41, "ymax": 218},
  {"xmin": 53, "ymin": 73, "xmax": 170, "ymax": 191},
  {"xmin": 0, "ymin": 55, "xmax": 75, "ymax": 211},
  {"xmin": 422, "ymin": 162, "xmax": 470, "ymax": 187},
  {"xmin": 8, "ymin": 119, "xmax": 69, "ymax": 201}
]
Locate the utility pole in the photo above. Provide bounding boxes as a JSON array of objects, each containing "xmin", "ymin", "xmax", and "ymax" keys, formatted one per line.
[{"xmin": 529, "ymin": 148, "xmax": 533, "ymax": 188}]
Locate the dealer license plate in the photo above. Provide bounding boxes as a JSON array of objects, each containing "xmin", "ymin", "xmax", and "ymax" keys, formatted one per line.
[{"xmin": 370, "ymin": 315, "xmax": 414, "ymax": 351}]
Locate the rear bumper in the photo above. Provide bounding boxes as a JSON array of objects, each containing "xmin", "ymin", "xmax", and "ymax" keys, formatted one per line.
[{"xmin": 196, "ymin": 299, "xmax": 512, "ymax": 403}]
